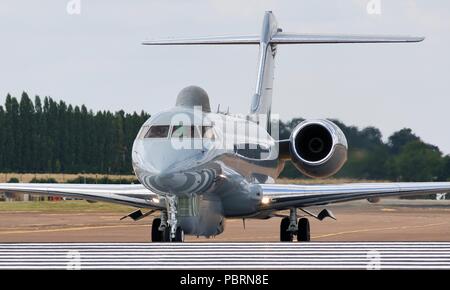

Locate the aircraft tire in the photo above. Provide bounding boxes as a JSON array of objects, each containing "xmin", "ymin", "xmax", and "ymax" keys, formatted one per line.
[
  {"xmin": 173, "ymin": 227, "xmax": 185, "ymax": 242},
  {"xmin": 162, "ymin": 227, "xmax": 171, "ymax": 242},
  {"xmin": 280, "ymin": 217, "xmax": 293, "ymax": 242},
  {"xmin": 297, "ymin": 218, "xmax": 310, "ymax": 242},
  {"xmin": 151, "ymin": 218, "xmax": 163, "ymax": 242}
]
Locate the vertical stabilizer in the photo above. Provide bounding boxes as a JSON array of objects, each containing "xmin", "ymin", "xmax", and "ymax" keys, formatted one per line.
[{"xmin": 249, "ymin": 11, "xmax": 279, "ymax": 132}]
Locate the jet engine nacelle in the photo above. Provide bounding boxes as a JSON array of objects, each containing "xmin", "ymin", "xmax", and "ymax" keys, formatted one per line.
[{"xmin": 289, "ymin": 119, "xmax": 348, "ymax": 178}]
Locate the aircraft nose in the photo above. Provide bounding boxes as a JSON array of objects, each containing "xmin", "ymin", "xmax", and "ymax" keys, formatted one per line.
[
  {"xmin": 146, "ymin": 152, "xmax": 199, "ymax": 176},
  {"xmin": 142, "ymin": 142, "xmax": 203, "ymax": 175},
  {"xmin": 134, "ymin": 139, "xmax": 207, "ymax": 193},
  {"xmin": 145, "ymin": 152, "xmax": 205, "ymax": 193}
]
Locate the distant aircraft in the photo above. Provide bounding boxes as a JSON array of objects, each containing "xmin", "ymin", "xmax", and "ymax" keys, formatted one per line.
[{"xmin": 1, "ymin": 11, "xmax": 448, "ymax": 242}]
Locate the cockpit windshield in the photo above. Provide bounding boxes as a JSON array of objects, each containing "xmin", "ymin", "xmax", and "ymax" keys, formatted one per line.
[
  {"xmin": 142, "ymin": 124, "xmax": 216, "ymax": 140},
  {"xmin": 201, "ymin": 126, "xmax": 215, "ymax": 140},
  {"xmin": 145, "ymin": 125, "xmax": 170, "ymax": 138},
  {"xmin": 171, "ymin": 125, "xmax": 200, "ymax": 139}
]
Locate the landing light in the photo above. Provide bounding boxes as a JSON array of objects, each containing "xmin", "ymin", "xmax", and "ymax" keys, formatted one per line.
[
  {"xmin": 152, "ymin": 197, "xmax": 160, "ymax": 203},
  {"xmin": 261, "ymin": 197, "xmax": 271, "ymax": 205}
]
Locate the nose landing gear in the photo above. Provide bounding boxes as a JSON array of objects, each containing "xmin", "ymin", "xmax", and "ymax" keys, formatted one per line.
[
  {"xmin": 151, "ymin": 195, "xmax": 185, "ymax": 242},
  {"xmin": 151, "ymin": 217, "xmax": 163, "ymax": 242},
  {"xmin": 160, "ymin": 225, "xmax": 184, "ymax": 242}
]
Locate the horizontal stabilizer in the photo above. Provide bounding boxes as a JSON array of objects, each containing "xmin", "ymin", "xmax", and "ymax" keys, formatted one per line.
[
  {"xmin": 142, "ymin": 35, "xmax": 260, "ymax": 45},
  {"xmin": 142, "ymin": 10, "xmax": 424, "ymax": 136},
  {"xmin": 142, "ymin": 33, "xmax": 424, "ymax": 46},
  {"xmin": 271, "ymin": 33, "xmax": 425, "ymax": 44}
]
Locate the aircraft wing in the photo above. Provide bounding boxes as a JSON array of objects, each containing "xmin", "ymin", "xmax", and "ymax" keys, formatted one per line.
[
  {"xmin": 261, "ymin": 182, "xmax": 450, "ymax": 210},
  {"xmin": 0, "ymin": 183, "xmax": 164, "ymax": 210}
]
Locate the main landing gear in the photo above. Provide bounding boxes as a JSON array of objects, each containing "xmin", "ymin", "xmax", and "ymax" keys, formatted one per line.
[
  {"xmin": 151, "ymin": 195, "xmax": 184, "ymax": 242},
  {"xmin": 280, "ymin": 208, "xmax": 310, "ymax": 242}
]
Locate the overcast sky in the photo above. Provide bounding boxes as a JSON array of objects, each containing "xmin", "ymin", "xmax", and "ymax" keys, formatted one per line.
[{"xmin": 1, "ymin": 1, "xmax": 449, "ymax": 153}]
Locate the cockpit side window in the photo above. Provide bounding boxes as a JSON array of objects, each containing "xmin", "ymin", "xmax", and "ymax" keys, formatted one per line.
[
  {"xmin": 137, "ymin": 125, "xmax": 150, "ymax": 139},
  {"xmin": 171, "ymin": 125, "xmax": 200, "ymax": 139},
  {"xmin": 145, "ymin": 125, "xmax": 170, "ymax": 138}
]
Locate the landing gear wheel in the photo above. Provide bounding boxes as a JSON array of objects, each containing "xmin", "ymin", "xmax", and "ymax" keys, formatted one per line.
[
  {"xmin": 297, "ymin": 218, "xmax": 310, "ymax": 242},
  {"xmin": 162, "ymin": 226, "xmax": 184, "ymax": 242},
  {"xmin": 280, "ymin": 217, "xmax": 293, "ymax": 242},
  {"xmin": 162, "ymin": 227, "xmax": 171, "ymax": 242},
  {"xmin": 173, "ymin": 227, "xmax": 184, "ymax": 242},
  {"xmin": 151, "ymin": 218, "xmax": 163, "ymax": 242}
]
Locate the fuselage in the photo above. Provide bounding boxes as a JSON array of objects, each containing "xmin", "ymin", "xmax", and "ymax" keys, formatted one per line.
[{"xmin": 131, "ymin": 106, "xmax": 284, "ymax": 236}]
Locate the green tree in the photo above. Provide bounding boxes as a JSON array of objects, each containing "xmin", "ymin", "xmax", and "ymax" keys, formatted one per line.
[
  {"xmin": 4, "ymin": 94, "xmax": 20, "ymax": 171},
  {"xmin": 390, "ymin": 141, "xmax": 443, "ymax": 181},
  {"xmin": 33, "ymin": 96, "xmax": 44, "ymax": 172},
  {"xmin": 0, "ymin": 105, "xmax": 5, "ymax": 169},
  {"xmin": 388, "ymin": 128, "xmax": 420, "ymax": 154},
  {"xmin": 19, "ymin": 92, "xmax": 35, "ymax": 171}
]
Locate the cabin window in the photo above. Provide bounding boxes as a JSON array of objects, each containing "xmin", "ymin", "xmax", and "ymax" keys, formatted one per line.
[
  {"xmin": 145, "ymin": 125, "xmax": 170, "ymax": 138},
  {"xmin": 234, "ymin": 144, "xmax": 270, "ymax": 159},
  {"xmin": 171, "ymin": 125, "xmax": 200, "ymax": 139}
]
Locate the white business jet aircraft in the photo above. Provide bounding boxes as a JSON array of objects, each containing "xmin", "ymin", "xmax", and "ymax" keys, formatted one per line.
[{"xmin": 1, "ymin": 12, "xmax": 448, "ymax": 242}]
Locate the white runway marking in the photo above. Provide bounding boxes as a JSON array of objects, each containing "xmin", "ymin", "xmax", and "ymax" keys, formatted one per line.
[{"xmin": 1, "ymin": 242, "xmax": 450, "ymax": 269}]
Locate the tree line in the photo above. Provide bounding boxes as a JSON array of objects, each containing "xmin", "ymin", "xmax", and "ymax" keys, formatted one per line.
[
  {"xmin": 1, "ymin": 92, "xmax": 449, "ymax": 181},
  {"xmin": 0, "ymin": 92, "xmax": 149, "ymax": 174}
]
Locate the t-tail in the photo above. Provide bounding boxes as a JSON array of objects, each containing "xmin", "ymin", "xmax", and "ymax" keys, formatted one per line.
[{"xmin": 142, "ymin": 11, "xmax": 424, "ymax": 133}]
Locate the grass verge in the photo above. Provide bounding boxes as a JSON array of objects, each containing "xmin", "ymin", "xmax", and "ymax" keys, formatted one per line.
[{"xmin": 0, "ymin": 200, "xmax": 134, "ymax": 213}]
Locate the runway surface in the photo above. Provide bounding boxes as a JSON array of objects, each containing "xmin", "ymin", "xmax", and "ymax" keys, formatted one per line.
[
  {"xmin": 1, "ymin": 242, "xmax": 450, "ymax": 269},
  {"xmin": 1, "ymin": 199, "xmax": 450, "ymax": 242}
]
